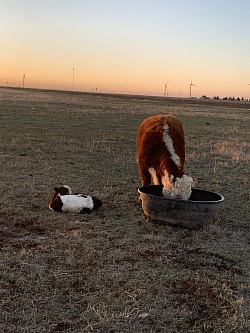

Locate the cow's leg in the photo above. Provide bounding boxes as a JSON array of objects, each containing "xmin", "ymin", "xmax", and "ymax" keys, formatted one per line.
[
  {"xmin": 149, "ymin": 167, "xmax": 160, "ymax": 185},
  {"xmin": 161, "ymin": 169, "xmax": 173, "ymax": 189},
  {"xmin": 139, "ymin": 165, "xmax": 151, "ymax": 186}
]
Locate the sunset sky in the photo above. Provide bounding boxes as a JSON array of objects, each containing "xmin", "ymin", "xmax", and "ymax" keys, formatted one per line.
[{"xmin": 1, "ymin": 0, "xmax": 250, "ymax": 98}]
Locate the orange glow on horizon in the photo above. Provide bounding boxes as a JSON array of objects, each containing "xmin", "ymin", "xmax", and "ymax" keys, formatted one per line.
[{"xmin": 2, "ymin": 52, "xmax": 250, "ymax": 99}]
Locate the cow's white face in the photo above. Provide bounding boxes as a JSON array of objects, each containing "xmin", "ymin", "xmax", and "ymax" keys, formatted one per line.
[{"xmin": 162, "ymin": 175, "xmax": 193, "ymax": 200}]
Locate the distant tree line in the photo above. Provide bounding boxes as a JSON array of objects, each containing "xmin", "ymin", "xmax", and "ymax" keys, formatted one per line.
[{"xmin": 201, "ymin": 95, "xmax": 249, "ymax": 101}]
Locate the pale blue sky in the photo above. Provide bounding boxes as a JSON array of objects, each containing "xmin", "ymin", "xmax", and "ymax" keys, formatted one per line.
[{"xmin": 1, "ymin": 0, "xmax": 250, "ymax": 97}]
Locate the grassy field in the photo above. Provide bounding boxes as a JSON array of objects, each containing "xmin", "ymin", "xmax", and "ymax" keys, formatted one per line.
[{"xmin": 0, "ymin": 87, "xmax": 249, "ymax": 333}]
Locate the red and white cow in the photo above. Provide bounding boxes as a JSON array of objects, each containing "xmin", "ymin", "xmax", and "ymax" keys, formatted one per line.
[{"xmin": 137, "ymin": 114, "xmax": 193, "ymax": 200}]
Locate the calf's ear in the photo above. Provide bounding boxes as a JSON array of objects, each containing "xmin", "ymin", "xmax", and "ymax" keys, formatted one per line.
[{"xmin": 54, "ymin": 187, "xmax": 59, "ymax": 192}]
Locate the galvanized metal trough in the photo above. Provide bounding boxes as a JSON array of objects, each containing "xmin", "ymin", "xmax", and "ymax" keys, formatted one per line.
[{"xmin": 138, "ymin": 185, "xmax": 224, "ymax": 229}]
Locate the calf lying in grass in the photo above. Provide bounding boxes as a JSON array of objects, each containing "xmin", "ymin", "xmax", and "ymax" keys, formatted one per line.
[{"xmin": 49, "ymin": 185, "xmax": 102, "ymax": 213}]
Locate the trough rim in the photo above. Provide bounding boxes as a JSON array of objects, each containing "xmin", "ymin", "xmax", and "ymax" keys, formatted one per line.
[{"xmin": 138, "ymin": 186, "xmax": 224, "ymax": 204}]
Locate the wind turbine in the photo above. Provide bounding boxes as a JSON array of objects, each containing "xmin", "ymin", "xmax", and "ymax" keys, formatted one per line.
[
  {"xmin": 189, "ymin": 78, "xmax": 197, "ymax": 98},
  {"xmin": 22, "ymin": 74, "xmax": 25, "ymax": 89},
  {"xmin": 163, "ymin": 80, "xmax": 169, "ymax": 97}
]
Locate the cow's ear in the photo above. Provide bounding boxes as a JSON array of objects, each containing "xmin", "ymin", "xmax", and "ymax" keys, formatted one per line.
[{"xmin": 54, "ymin": 187, "xmax": 59, "ymax": 192}]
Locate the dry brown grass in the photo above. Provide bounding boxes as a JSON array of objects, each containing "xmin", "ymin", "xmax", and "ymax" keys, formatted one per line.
[{"xmin": 0, "ymin": 87, "xmax": 249, "ymax": 332}]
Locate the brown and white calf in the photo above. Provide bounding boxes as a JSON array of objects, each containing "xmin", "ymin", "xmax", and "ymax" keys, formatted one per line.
[
  {"xmin": 137, "ymin": 114, "xmax": 193, "ymax": 200},
  {"xmin": 49, "ymin": 185, "xmax": 102, "ymax": 213}
]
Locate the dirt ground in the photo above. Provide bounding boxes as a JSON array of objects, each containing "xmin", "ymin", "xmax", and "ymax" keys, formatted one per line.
[{"xmin": 0, "ymin": 87, "xmax": 249, "ymax": 332}]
